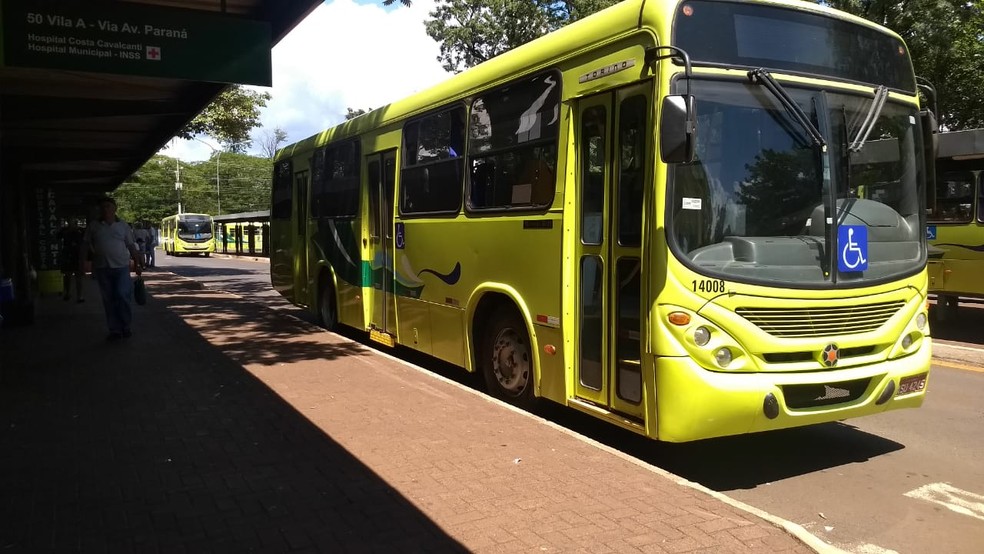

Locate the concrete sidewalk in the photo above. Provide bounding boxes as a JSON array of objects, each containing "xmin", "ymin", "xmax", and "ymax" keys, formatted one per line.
[{"xmin": 0, "ymin": 271, "xmax": 814, "ymax": 553}]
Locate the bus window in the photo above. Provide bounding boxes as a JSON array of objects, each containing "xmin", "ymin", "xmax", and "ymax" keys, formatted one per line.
[
  {"xmin": 930, "ymin": 171, "xmax": 974, "ymax": 223},
  {"xmin": 272, "ymin": 160, "xmax": 293, "ymax": 219},
  {"xmin": 978, "ymin": 173, "xmax": 984, "ymax": 223},
  {"xmin": 401, "ymin": 107, "xmax": 465, "ymax": 215},
  {"xmin": 467, "ymin": 72, "xmax": 560, "ymax": 211},
  {"xmin": 321, "ymin": 140, "xmax": 361, "ymax": 218},
  {"xmin": 580, "ymin": 106, "xmax": 606, "ymax": 245},
  {"xmin": 617, "ymin": 94, "xmax": 647, "ymax": 246}
]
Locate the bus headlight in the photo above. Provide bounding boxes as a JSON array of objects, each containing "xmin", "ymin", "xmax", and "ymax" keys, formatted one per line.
[
  {"xmin": 714, "ymin": 347, "xmax": 733, "ymax": 368},
  {"xmin": 694, "ymin": 326, "xmax": 711, "ymax": 347},
  {"xmin": 901, "ymin": 334, "xmax": 913, "ymax": 349},
  {"xmin": 915, "ymin": 313, "xmax": 927, "ymax": 330}
]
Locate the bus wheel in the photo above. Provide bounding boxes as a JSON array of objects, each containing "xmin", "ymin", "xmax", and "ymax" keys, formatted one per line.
[
  {"xmin": 481, "ymin": 309, "xmax": 535, "ymax": 409},
  {"xmin": 319, "ymin": 280, "xmax": 338, "ymax": 332},
  {"xmin": 204, "ymin": 252, "xmax": 210, "ymax": 258}
]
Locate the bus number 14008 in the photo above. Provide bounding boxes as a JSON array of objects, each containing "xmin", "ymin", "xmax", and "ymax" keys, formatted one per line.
[{"xmin": 693, "ymin": 279, "xmax": 726, "ymax": 294}]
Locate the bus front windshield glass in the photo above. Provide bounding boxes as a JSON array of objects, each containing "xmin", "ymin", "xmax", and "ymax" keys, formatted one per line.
[
  {"xmin": 178, "ymin": 217, "xmax": 212, "ymax": 238},
  {"xmin": 669, "ymin": 79, "xmax": 925, "ymax": 288}
]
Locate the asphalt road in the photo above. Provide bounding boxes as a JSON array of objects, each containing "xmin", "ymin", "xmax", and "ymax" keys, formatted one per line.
[{"xmin": 157, "ymin": 251, "xmax": 984, "ymax": 554}]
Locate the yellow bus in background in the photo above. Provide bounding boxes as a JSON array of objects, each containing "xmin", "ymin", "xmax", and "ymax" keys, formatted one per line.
[
  {"xmin": 216, "ymin": 221, "xmax": 266, "ymax": 256},
  {"xmin": 272, "ymin": 0, "xmax": 934, "ymax": 442},
  {"xmin": 927, "ymin": 128, "xmax": 984, "ymax": 319},
  {"xmin": 161, "ymin": 213, "xmax": 215, "ymax": 256}
]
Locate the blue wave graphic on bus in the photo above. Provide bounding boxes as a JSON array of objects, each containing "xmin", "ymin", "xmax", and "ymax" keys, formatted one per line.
[{"xmin": 418, "ymin": 262, "xmax": 461, "ymax": 285}]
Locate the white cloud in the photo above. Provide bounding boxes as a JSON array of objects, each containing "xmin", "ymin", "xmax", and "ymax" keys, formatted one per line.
[{"xmin": 163, "ymin": 0, "xmax": 450, "ymax": 161}]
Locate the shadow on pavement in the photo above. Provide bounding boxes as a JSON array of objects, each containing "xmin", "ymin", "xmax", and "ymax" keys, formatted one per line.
[
  {"xmin": 929, "ymin": 299, "xmax": 984, "ymax": 347},
  {"xmin": 0, "ymin": 280, "xmax": 466, "ymax": 552},
  {"xmin": 531, "ymin": 403, "xmax": 904, "ymax": 492},
  {"xmin": 150, "ymin": 273, "xmax": 363, "ymax": 367}
]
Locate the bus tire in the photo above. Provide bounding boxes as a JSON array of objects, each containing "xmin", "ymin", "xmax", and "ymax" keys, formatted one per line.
[
  {"xmin": 318, "ymin": 279, "xmax": 338, "ymax": 332},
  {"xmin": 480, "ymin": 308, "xmax": 535, "ymax": 409},
  {"xmin": 204, "ymin": 252, "xmax": 210, "ymax": 258}
]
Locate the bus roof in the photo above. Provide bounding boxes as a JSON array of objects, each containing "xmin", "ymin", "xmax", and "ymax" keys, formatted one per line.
[{"xmin": 275, "ymin": 0, "xmax": 906, "ymax": 161}]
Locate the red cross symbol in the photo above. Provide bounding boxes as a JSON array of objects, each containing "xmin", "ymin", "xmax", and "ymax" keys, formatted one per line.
[{"xmin": 146, "ymin": 46, "xmax": 161, "ymax": 60}]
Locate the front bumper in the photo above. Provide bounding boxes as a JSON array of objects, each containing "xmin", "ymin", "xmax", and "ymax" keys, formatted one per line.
[{"xmin": 655, "ymin": 338, "xmax": 931, "ymax": 442}]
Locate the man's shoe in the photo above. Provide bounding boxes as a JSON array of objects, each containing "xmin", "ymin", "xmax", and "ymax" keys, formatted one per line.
[
  {"xmin": 122, "ymin": 329, "xmax": 132, "ymax": 338},
  {"xmin": 106, "ymin": 332, "xmax": 123, "ymax": 341}
]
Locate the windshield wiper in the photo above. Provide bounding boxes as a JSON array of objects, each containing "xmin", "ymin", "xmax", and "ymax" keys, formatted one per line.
[
  {"xmin": 748, "ymin": 68, "xmax": 827, "ymax": 152},
  {"xmin": 848, "ymin": 85, "xmax": 889, "ymax": 152}
]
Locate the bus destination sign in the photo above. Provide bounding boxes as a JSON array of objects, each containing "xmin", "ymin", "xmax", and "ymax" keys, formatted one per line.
[{"xmin": 0, "ymin": 0, "xmax": 272, "ymax": 85}]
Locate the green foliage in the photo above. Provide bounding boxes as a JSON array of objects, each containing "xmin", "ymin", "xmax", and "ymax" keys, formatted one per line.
[
  {"xmin": 425, "ymin": 0, "xmax": 619, "ymax": 73},
  {"xmin": 114, "ymin": 153, "xmax": 273, "ymax": 224},
  {"xmin": 177, "ymin": 85, "xmax": 272, "ymax": 151},
  {"xmin": 816, "ymin": 0, "xmax": 984, "ymax": 129},
  {"xmin": 345, "ymin": 107, "xmax": 371, "ymax": 120}
]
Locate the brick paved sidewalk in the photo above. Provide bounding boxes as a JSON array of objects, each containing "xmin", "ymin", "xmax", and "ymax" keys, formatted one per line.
[{"xmin": 0, "ymin": 271, "xmax": 815, "ymax": 553}]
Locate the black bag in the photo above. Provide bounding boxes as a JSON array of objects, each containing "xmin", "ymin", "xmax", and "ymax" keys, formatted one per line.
[{"xmin": 133, "ymin": 277, "xmax": 147, "ymax": 306}]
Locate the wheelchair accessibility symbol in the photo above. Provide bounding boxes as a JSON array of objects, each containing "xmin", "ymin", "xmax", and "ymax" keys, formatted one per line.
[
  {"xmin": 838, "ymin": 225, "xmax": 868, "ymax": 272},
  {"xmin": 395, "ymin": 222, "xmax": 405, "ymax": 250},
  {"xmin": 926, "ymin": 225, "xmax": 937, "ymax": 241}
]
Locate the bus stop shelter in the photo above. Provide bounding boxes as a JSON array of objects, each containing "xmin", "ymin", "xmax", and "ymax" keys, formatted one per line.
[{"xmin": 0, "ymin": 0, "xmax": 320, "ymax": 325}]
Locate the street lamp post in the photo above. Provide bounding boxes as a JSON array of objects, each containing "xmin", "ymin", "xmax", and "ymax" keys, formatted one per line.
[{"xmin": 191, "ymin": 138, "xmax": 249, "ymax": 216}]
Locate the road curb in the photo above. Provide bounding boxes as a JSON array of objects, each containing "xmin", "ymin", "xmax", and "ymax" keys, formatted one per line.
[{"xmin": 210, "ymin": 253, "xmax": 267, "ymax": 263}]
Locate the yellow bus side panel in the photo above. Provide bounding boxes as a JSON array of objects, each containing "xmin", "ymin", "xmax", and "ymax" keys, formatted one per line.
[
  {"xmin": 929, "ymin": 222, "xmax": 984, "ymax": 298},
  {"xmin": 397, "ymin": 297, "xmax": 432, "ymax": 353}
]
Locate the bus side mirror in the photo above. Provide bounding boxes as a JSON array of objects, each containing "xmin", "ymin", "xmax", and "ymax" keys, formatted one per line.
[
  {"xmin": 920, "ymin": 110, "xmax": 938, "ymax": 157},
  {"xmin": 920, "ymin": 110, "xmax": 938, "ymax": 215},
  {"xmin": 660, "ymin": 95, "xmax": 697, "ymax": 164}
]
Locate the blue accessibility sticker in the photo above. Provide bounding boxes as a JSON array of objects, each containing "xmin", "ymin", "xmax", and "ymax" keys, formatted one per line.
[
  {"xmin": 838, "ymin": 225, "xmax": 868, "ymax": 272},
  {"xmin": 395, "ymin": 222, "xmax": 405, "ymax": 250},
  {"xmin": 926, "ymin": 225, "xmax": 937, "ymax": 241}
]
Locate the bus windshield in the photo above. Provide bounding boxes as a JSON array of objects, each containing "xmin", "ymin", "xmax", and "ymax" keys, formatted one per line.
[
  {"xmin": 178, "ymin": 217, "xmax": 212, "ymax": 237},
  {"xmin": 668, "ymin": 78, "xmax": 925, "ymax": 288}
]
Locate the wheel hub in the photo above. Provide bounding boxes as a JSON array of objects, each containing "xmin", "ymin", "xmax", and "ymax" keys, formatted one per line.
[{"xmin": 492, "ymin": 328, "xmax": 529, "ymax": 394}]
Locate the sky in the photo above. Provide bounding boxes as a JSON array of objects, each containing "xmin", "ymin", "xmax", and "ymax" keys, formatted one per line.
[{"xmin": 160, "ymin": 0, "xmax": 450, "ymax": 162}]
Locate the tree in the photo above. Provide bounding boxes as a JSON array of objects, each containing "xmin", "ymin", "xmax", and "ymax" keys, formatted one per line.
[
  {"xmin": 257, "ymin": 127, "xmax": 289, "ymax": 158},
  {"xmin": 425, "ymin": 0, "xmax": 618, "ymax": 73},
  {"xmin": 814, "ymin": 0, "xmax": 984, "ymax": 130},
  {"xmin": 114, "ymin": 153, "xmax": 273, "ymax": 223},
  {"xmin": 345, "ymin": 108, "xmax": 371, "ymax": 120},
  {"xmin": 177, "ymin": 85, "xmax": 272, "ymax": 151}
]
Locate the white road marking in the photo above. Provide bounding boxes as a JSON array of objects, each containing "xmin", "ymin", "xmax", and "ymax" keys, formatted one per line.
[
  {"xmin": 904, "ymin": 482, "xmax": 984, "ymax": 521},
  {"xmin": 852, "ymin": 544, "xmax": 900, "ymax": 554}
]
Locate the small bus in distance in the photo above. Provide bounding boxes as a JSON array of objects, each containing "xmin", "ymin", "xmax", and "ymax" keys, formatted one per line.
[{"xmin": 161, "ymin": 213, "xmax": 215, "ymax": 256}]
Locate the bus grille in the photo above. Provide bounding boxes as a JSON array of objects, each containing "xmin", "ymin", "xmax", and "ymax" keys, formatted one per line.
[{"xmin": 736, "ymin": 301, "xmax": 905, "ymax": 338}]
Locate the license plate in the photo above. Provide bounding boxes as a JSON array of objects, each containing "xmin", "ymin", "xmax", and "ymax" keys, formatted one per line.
[{"xmin": 897, "ymin": 373, "xmax": 928, "ymax": 396}]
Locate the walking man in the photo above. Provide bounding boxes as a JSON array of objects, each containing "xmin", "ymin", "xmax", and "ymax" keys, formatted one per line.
[{"xmin": 81, "ymin": 197, "xmax": 144, "ymax": 340}]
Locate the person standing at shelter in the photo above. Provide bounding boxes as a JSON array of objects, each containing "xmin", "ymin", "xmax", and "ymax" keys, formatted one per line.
[
  {"xmin": 145, "ymin": 223, "xmax": 158, "ymax": 268},
  {"xmin": 57, "ymin": 219, "xmax": 85, "ymax": 303},
  {"xmin": 133, "ymin": 222, "xmax": 151, "ymax": 266},
  {"xmin": 80, "ymin": 197, "xmax": 143, "ymax": 340}
]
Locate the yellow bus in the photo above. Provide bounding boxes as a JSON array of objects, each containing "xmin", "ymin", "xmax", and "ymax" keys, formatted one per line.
[
  {"xmin": 927, "ymin": 128, "xmax": 984, "ymax": 319},
  {"xmin": 271, "ymin": 0, "xmax": 934, "ymax": 442},
  {"xmin": 161, "ymin": 213, "xmax": 215, "ymax": 256},
  {"xmin": 216, "ymin": 221, "xmax": 266, "ymax": 256}
]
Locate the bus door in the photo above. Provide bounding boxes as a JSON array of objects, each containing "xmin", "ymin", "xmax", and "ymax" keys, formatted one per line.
[
  {"xmin": 294, "ymin": 170, "xmax": 310, "ymax": 305},
  {"xmin": 366, "ymin": 150, "xmax": 398, "ymax": 342},
  {"xmin": 574, "ymin": 84, "xmax": 650, "ymax": 421}
]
